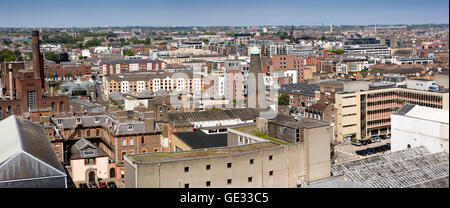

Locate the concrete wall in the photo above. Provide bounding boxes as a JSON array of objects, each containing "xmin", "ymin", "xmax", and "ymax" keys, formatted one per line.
[
  {"xmin": 126, "ymin": 123, "xmax": 332, "ymax": 188},
  {"xmin": 391, "ymin": 114, "xmax": 449, "ymax": 153}
]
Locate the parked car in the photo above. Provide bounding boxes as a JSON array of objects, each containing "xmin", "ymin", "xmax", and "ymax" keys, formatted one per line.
[
  {"xmin": 380, "ymin": 135, "xmax": 387, "ymax": 140},
  {"xmin": 90, "ymin": 183, "xmax": 98, "ymax": 188},
  {"xmin": 385, "ymin": 143, "xmax": 391, "ymax": 150},
  {"xmin": 387, "ymin": 134, "xmax": 391, "ymax": 139},
  {"xmin": 367, "ymin": 148, "xmax": 375, "ymax": 155},
  {"xmin": 79, "ymin": 183, "xmax": 88, "ymax": 188},
  {"xmin": 351, "ymin": 140, "xmax": 362, "ymax": 146},
  {"xmin": 107, "ymin": 181, "xmax": 117, "ymax": 188},
  {"xmin": 370, "ymin": 136, "xmax": 378, "ymax": 143},
  {"xmin": 99, "ymin": 182, "xmax": 107, "ymax": 188},
  {"xmin": 360, "ymin": 149, "xmax": 368, "ymax": 156},
  {"xmin": 361, "ymin": 140, "xmax": 367, "ymax": 145}
]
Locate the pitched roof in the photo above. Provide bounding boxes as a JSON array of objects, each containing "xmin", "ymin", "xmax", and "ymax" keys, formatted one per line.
[
  {"xmin": 331, "ymin": 147, "xmax": 449, "ymax": 188},
  {"xmin": 168, "ymin": 108, "xmax": 260, "ymax": 125},
  {"xmin": 0, "ymin": 115, "xmax": 66, "ymax": 183}
]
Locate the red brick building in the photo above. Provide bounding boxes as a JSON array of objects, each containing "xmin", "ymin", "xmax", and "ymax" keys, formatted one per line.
[
  {"xmin": 0, "ymin": 31, "xmax": 69, "ymax": 120},
  {"xmin": 45, "ymin": 63, "xmax": 92, "ymax": 81}
]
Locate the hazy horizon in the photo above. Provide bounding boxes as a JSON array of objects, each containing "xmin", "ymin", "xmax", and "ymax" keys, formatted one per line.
[{"xmin": 0, "ymin": 0, "xmax": 448, "ymax": 27}]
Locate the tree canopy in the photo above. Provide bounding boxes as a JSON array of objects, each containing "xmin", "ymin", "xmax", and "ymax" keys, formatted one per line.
[
  {"xmin": 45, "ymin": 51, "xmax": 59, "ymax": 62},
  {"xmin": 0, "ymin": 49, "xmax": 18, "ymax": 62},
  {"xmin": 84, "ymin": 38, "xmax": 101, "ymax": 48},
  {"xmin": 123, "ymin": 49, "xmax": 135, "ymax": 56},
  {"xmin": 278, "ymin": 93, "xmax": 290, "ymax": 106}
]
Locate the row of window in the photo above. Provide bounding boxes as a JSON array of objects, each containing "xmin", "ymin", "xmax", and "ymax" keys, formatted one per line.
[
  {"xmin": 183, "ymin": 156, "xmax": 273, "ymax": 173},
  {"xmin": 122, "ymin": 136, "xmax": 146, "ymax": 146},
  {"xmin": 184, "ymin": 171, "xmax": 275, "ymax": 188}
]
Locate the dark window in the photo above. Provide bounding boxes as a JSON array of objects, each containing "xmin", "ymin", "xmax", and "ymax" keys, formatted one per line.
[
  {"xmin": 84, "ymin": 158, "xmax": 95, "ymax": 165},
  {"xmin": 248, "ymin": 177, "xmax": 253, "ymax": 182},
  {"xmin": 184, "ymin": 183, "xmax": 189, "ymax": 188},
  {"xmin": 206, "ymin": 181, "xmax": 211, "ymax": 187},
  {"xmin": 86, "ymin": 130, "xmax": 90, "ymax": 137},
  {"xmin": 141, "ymin": 136, "xmax": 145, "ymax": 144},
  {"xmin": 249, "ymin": 159, "xmax": 254, "ymax": 164},
  {"xmin": 227, "ymin": 163, "xmax": 232, "ymax": 168},
  {"xmin": 184, "ymin": 167, "xmax": 189, "ymax": 172},
  {"xmin": 269, "ymin": 155, "xmax": 273, "ymax": 160},
  {"xmin": 269, "ymin": 171, "xmax": 274, "ymax": 176},
  {"xmin": 227, "ymin": 179, "xmax": 232, "ymax": 184},
  {"xmin": 206, "ymin": 164, "xmax": 211, "ymax": 170}
]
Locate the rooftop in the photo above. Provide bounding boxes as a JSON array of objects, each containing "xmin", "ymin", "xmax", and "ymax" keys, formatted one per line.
[
  {"xmin": 279, "ymin": 83, "xmax": 320, "ymax": 96},
  {"xmin": 173, "ymin": 130, "xmax": 228, "ymax": 149},
  {"xmin": 331, "ymin": 146, "xmax": 449, "ymax": 188},
  {"xmin": 394, "ymin": 104, "xmax": 449, "ymax": 124},
  {"xmin": 270, "ymin": 114, "xmax": 330, "ymax": 129},
  {"xmin": 0, "ymin": 115, "xmax": 66, "ymax": 183},
  {"xmin": 232, "ymin": 125, "xmax": 291, "ymax": 145},
  {"xmin": 126, "ymin": 142, "xmax": 280, "ymax": 164}
]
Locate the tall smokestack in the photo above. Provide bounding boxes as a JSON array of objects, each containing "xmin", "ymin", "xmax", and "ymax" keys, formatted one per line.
[
  {"xmin": 32, "ymin": 30, "xmax": 43, "ymax": 83},
  {"xmin": 39, "ymin": 54, "xmax": 45, "ymax": 88},
  {"xmin": 9, "ymin": 71, "xmax": 13, "ymax": 100}
]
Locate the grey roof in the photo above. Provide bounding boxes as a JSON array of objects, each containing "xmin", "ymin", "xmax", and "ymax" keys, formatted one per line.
[
  {"xmin": 269, "ymin": 114, "xmax": 330, "ymax": 129},
  {"xmin": 279, "ymin": 83, "xmax": 320, "ymax": 96},
  {"xmin": 0, "ymin": 115, "xmax": 66, "ymax": 183},
  {"xmin": 331, "ymin": 147, "xmax": 449, "ymax": 188},
  {"xmin": 395, "ymin": 104, "xmax": 416, "ymax": 115},
  {"xmin": 173, "ymin": 130, "xmax": 228, "ymax": 149},
  {"xmin": 70, "ymin": 138, "xmax": 108, "ymax": 160},
  {"xmin": 51, "ymin": 115, "xmax": 161, "ymax": 136},
  {"xmin": 168, "ymin": 108, "xmax": 260, "ymax": 126},
  {"xmin": 305, "ymin": 177, "xmax": 372, "ymax": 188}
]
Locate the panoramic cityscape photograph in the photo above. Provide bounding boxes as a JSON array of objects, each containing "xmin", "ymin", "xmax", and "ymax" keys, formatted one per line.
[{"xmin": 0, "ymin": 0, "xmax": 448, "ymax": 203}]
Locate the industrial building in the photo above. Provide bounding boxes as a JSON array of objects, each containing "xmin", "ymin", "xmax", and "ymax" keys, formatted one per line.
[
  {"xmin": 0, "ymin": 115, "xmax": 67, "ymax": 188},
  {"xmin": 391, "ymin": 104, "xmax": 449, "ymax": 153}
]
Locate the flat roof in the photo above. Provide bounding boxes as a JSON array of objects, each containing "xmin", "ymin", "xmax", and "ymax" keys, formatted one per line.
[
  {"xmin": 395, "ymin": 104, "xmax": 449, "ymax": 124},
  {"xmin": 126, "ymin": 142, "xmax": 280, "ymax": 164},
  {"xmin": 173, "ymin": 130, "xmax": 227, "ymax": 149}
]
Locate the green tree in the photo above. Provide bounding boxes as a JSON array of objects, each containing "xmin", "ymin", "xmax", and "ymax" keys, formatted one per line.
[
  {"xmin": 76, "ymin": 42, "xmax": 84, "ymax": 48},
  {"xmin": 45, "ymin": 51, "xmax": 59, "ymax": 62},
  {"xmin": 201, "ymin": 39, "xmax": 209, "ymax": 44},
  {"xmin": 25, "ymin": 52, "xmax": 33, "ymax": 61},
  {"xmin": 0, "ymin": 49, "xmax": 16, "ymax": 62},
  {"xmin": 278, "ymin": 93, "xmax": 290, "ymax": 106},
  {"xmin": 64, "ymin": 43, "xmax": 74, "ymax": 49},
  {"xmin": 84, "ymin": 38, "xmax": 101, "ymax": 48},
  {"xmin": 14, "ymin": 50, "xmax": 23, "ymax": 61},
  {"xmin": 123, "ymin": 49, "xmax": 134, "ymax": 56},
  {"xmin": 325, "ymin": 49, "xmax": 344, "ymax": 55},
  {"xmin": 129, "ymin": 37, "xmax": 140, "ymax": 44},
  {"xmin": 144, "ymin": 37, "xmax": 151, "ymax": 45}
]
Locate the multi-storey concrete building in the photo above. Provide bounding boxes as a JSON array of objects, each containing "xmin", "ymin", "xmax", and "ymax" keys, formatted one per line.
[
  {"xmin": 124, "ymin": 114, "xmax": 332, "ymax": 188},
  {"xmin": 334, "ymin": 84, "xmax": 449, "ymax": 143}
]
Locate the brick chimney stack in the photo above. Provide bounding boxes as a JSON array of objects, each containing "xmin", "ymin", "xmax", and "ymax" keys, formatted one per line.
[{"xmin": 32, "ymin": 30, "xmax": 45, "ymax": 88}]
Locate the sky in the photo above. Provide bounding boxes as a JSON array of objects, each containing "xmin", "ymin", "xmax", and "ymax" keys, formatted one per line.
[{"xmin": 0, "ymin": 0, "xmax": 448, "ymax": 27}]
